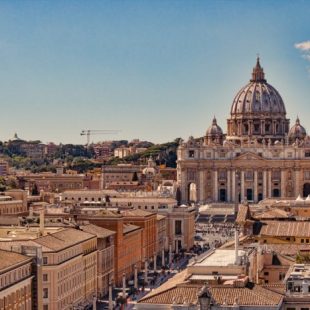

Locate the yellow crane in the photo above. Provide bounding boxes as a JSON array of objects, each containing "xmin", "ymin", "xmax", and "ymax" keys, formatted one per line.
[{"xmin": 80, "ymin": 129, "xmax": 121, "ymax": 145}]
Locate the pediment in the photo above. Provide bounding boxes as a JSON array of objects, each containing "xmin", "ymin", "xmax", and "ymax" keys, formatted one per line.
[{"xmin": 233, "ymin": 151, "xmax": 265, "ymax": 162}]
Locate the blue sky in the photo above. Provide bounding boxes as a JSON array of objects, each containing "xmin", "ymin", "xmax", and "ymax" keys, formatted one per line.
[{"xmin": 0, "ymin": 0, "xmax": 309, "ymax": 144}]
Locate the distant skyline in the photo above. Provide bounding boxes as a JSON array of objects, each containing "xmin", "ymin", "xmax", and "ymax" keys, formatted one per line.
[{"xmin": 0, "ymin": 1, "xmax": 310, "ymax": 144}]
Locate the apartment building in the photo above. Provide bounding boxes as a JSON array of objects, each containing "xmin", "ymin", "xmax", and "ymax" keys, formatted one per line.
[
  {"xmin": 80, "ymin": 224, "xmax": 115, "ymax": 298},
  {"xmin": 77, "ymin": 210, "xmax": 142, "ymax": 286},
  {"xmin": 0, "ymin": 250, "xmax": 33, "ymax": 310}
]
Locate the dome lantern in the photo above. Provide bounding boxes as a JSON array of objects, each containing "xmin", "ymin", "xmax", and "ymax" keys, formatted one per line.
[{"xmin": 251, "ymin": 57, "xmax": 266, "ymax": 83}]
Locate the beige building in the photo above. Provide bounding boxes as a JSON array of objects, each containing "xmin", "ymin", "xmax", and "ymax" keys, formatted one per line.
[
  {"xmin": 156, "ymin": 214, "xmax": 167, "ymax": 253},
  {"xmin": 80, "ymin": 224, "xmax": 115, "ymax": 298},
  {"xmin": 0, "ymin": 227, "xmax": 98, "ymax": 310},
  {"xmin": 0, "ymin": 190, "xmax": 27, "ymax": 215},
  {"xmin": 0, "ymin": 161, "xmax": 8, "ymax": 176},
  {"xmin": 177, "ymin": 58, "xmax": 310, "ymax": 204},
  {"xmin": 0, "ymin": 250, "xmax": 33, "ymax": 310},
  {"xmin": 160, "ymin": 205, "xmax": 195, "ymax": 252},
  {"xmin": 61, "ymin": 189, "xmax": 177, "ymax": 212}
]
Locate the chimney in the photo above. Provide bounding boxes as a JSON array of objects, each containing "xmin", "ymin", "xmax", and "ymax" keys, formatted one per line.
[
  {"xmin": 39, "ymin": 209, "xmax": 45, "ymax": 236},
  {"xmin": 235, "ymin": 228, "xmax": 239, "ymax": 265}
]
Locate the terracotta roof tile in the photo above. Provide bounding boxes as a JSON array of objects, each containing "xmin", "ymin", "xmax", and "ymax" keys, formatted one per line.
[
  {"xmin": 80, "ymin": 224, "xmax": 115, "ymax": 238},
  {"xmin": 260, "ymin": 221, "xmax": 310, "ymax": 237},
  {"xmin": 207, "ymin": 285, "xmax": 283, "ymax": 306},
  {"xmin": 0, "ymin": 249, "xmax": 32, "ymax": 272},
  {"xmin": 34, "ymin": 228, "xmax": 95, "ymax": 251},
  {"xmin": 236, "ymin": 204, "xmax": 251, "ymax": 223}
]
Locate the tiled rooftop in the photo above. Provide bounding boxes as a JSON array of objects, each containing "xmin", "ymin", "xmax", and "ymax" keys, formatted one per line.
[
  {"xmin": 207, "ymin": 284, "xmax": 283, "ymax": 306},
  {"xmin": 123, "ymin": 224, "xmax": 141, "ymax": 234},
  {"xmin": 80, "ymin": 223, "xmax": 115, "ymax": 238},
  {"xmin": 260, "ymin": 221, "xmax": 310, "ymax": 237},
  {"xmin": 0, "ymin": 249, "xmax": 32, "ymax": 272},
  {"xmin": 34, "ymin": 228, "xmax": 95, "ymax": 251},
  {"xmin": 121, "ymin": 209, "xmax": 154, "ymax": 217}
]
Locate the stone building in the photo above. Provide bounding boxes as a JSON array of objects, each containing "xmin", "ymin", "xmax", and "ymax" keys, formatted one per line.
[
  {"xmin": 177, "ymin": 58, "xmax": 310, "ymax": 204},
  {"xmin": 79, "ymin": 224, "xmax": 115, "ymax": 299},
  {"xmin": 0, "ymin": 250, "xmax": 33, "ymax": 310}
]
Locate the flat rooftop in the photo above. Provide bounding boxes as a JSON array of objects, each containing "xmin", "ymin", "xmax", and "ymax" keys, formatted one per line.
[{"xmin": 194, "ymin": 249, "xmax": 246, "ymax": 267}]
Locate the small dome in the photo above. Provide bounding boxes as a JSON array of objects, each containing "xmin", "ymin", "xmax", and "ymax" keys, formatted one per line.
[
  {"xmin": 289, "ymin": 117, "xmax": 307, "ymax": 141},
  {"xmin": 206, "ymin": 117, "xmax": 223, "ymax": 136}
]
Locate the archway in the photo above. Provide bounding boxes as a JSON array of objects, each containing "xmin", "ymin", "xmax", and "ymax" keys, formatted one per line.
[
  {"xmin": 188, "ymin": 183, "xmax": 197, "ymax": 202},
  {"xmin": 303, "ymin": 183, "xmax": 310, "ymax": 197}
]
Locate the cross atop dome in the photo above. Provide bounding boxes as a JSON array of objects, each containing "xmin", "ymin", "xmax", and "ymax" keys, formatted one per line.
[{"xmin": 250, "ymin": 56, "xmax": 266, "ymax": 82}]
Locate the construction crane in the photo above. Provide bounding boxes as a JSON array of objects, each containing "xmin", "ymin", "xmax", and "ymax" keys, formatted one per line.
[{"xmin": 80, "ymin": 129, "xmax": 121, "ymax": 145}]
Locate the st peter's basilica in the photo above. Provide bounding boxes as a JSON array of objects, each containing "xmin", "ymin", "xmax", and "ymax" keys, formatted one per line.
[{"xmin": 177, "ymin": 58, "xmax": 310, "ymax": 203}]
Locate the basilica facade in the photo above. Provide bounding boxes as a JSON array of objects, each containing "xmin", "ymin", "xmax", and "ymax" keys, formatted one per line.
[{"xmin": 177, "ymin": 58, "xmax": 310, "ymax": 203}]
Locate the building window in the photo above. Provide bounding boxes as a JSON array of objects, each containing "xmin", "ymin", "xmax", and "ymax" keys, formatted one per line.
[
  {"xmin": 43, "ymin": 274, "xmax": 48, "ymax": 282},
  {"xmin": 219, "ymin": 170, "xmax": 226, "ymax": 180},
  {"xmin": 43, "ymin": 257, "xmax": 48, "ymax": 265},
  {"xmin": 279, "ymin": 272, "xmax": 285, "ymax": 281},
  {"xmin": 306, "ymin": 151, "xmax": 310, "ymax": 158},
  {"xmin": 43, "ymin": 305, "xmax": 48, "ymax": 310},
  {"xmin": 43, "ymin": 288, "xmax": 48, "ymax": 298},
  {"xmin": 188, "ymin": 150, "xmax": 195, "ymax": 158},
  {"xmin": 264, "ymin": 272, "xmax": 269, "ymax": 276},
  {"xmin": 287, "ymin": 152, "xmax": 293, "ymax": 158},
  {"xmin": 206, "ymin": 152, "xmax": 211, "ymax": 158},
  {"xmin": 245, "ymin": 170, "xmax": 253, "ymax": 181},
  {"xmin": 305, "ymin": 171, "xmax": 310, "ymax": 180},
  {"xmin": 175, "ymin": 220, "xmax": 182, "ymax": 235}
]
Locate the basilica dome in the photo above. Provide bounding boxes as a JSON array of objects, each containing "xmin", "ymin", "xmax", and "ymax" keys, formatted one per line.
[
  {"xmin": 206, "ymin": 117, "xmax": 223, "ymax": 136},
  {"xmin": 205, "ymin": 117, "xmax": 223, "ymax": 145},
  {"xmin": 226, "ymin": 58, "xmax": 290, "ymax": 143},
  {"xmin": 288, "ymin": 117, "xmax": 307, "ymax": 142}
]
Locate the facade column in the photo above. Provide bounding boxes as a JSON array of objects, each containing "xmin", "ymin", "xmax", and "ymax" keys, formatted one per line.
[
  {"xmin": 134, "ymin": 265, "xmax": 138, "ymax": 290},
  {"xmin": 263, "ymin": 170, "xmax": 267, "ymax": 199},
  {"xmin": 281, "ymin": 170, "xmax": 286, "ymax": 198},
  {"xmin": 144, "ymin": 260, "xmax": 148, "ymax": 285},
  {"xmin": 108, "ymin": 281, "xmax": 113, "ymax": 310},
  {"xmin": 122, "ymin": 273, "xmax": 126, "ymax": 298},
  {"xmin": 199, "ymin": 169, "xmax": 204, "ymax": 202},
  {"xmin": 241, "ymin": 171, "xmax": 245, "ymax": 202},
  {"xmin": 213, "ymin": 170, "xmax": 218, "ymax": 202},
  {"xmin": 254, "ymin": 170, "xmax": 258, "ymax": 202},
  {"xmin": 227, "ymin": 170, "xmax": 231, "ymax": 202},
  {"xmin": 161, "ymin": 249, "xmax": 165, "ymax": 267},
  {"xmin": 295, "ymin": 169, "xmax": 300, "ymax": 198},
  {"xmin": 268, "ymin": 170, "xmax": 272, "ymax": 198},
  {"xmin": 231, "ymin": 170, "xmax": 236, "ymax": 202}
]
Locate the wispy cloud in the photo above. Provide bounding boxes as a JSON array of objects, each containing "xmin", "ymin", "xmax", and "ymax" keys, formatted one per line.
[
  {"xmin": 295, "ymin": 41, "xmax": 310, "ymax": 52},
  {"xmin": 295, "ymin": 41, "xmax": 310, "ymax": 75}
]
